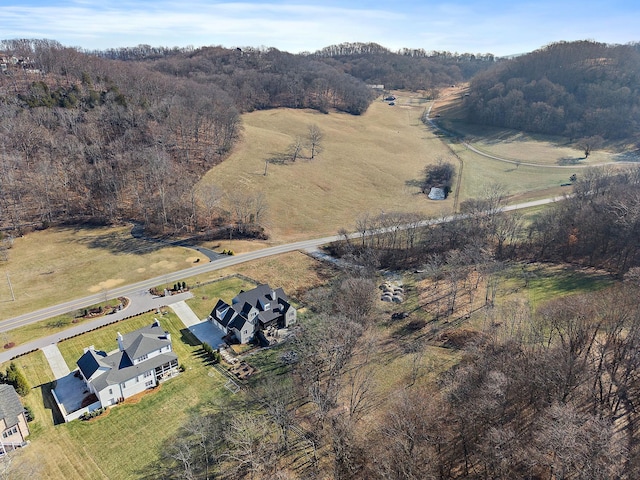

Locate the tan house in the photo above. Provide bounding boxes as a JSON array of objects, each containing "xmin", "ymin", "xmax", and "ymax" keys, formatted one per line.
[{"xmin": 0, "ymin": 384, "xmax": 29, "ymax": 452}]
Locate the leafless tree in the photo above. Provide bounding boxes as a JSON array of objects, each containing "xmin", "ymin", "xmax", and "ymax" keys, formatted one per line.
[
  {"xmin": 287, "ymin": 136, "xmax": 304, "ymax": 162},
  {"xmin": 307, "ymin": 124, "xmax": 324, "ymax": 159}
]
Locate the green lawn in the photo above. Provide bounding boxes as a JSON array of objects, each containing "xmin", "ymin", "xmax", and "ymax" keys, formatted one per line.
[
  {"xmin": 521, "ymin": 264, "xmax": 613, "ymax": 308},
  {"xmin": 5, "ymin": 312, "xmax": 234, "ymax": 479}
]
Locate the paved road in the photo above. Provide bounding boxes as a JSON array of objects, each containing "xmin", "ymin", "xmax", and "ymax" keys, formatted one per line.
[
  {"xmin": 0, "ymin": 291, "xmax": 194, "ymax": 364},
  {"xmin": 0, "ymin": 196, "xmax": 562, "ymax": 334},
  {"xmin": 425, "ymin": 101, "xmax": 637, "ymax": 169}
]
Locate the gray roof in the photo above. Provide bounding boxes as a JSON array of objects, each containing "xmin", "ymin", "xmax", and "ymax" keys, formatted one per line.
[
  {"xmin": 78, "ymin": 321, "xmax": 177, "ymax": 393},
  {"xmin": 77, "ymin": 349, "xmax": 109, "ymax": 380},
  {"xmin": 122, "ymin": 322, "xmax": 171, "ymax": 360},
  {"xmin": 212, "ymin": 284, "xmax": 293, "ymax": 341},
  {"xmin": 232, "ymin": 284, "xmax": 288, "ymax": 309},
  {"xmin": 0, "ymin": 384, "xmax": 24, "ymax": 428},
  {"xmin": 90, "ymin": 352, "xmax": 177, "ymax": 392}
]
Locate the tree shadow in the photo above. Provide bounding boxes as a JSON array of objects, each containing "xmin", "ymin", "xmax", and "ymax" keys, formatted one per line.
[
  {"xmin": 266, "ymin": 152, "xmax": 289, "ymax": 165},
  {"xmin": 179, "ymin": 327, "xmax": 202, "ymax": 347},
  {"xmin": 72, "ymin": 226, "xmax": 166, "ymax": 255}
]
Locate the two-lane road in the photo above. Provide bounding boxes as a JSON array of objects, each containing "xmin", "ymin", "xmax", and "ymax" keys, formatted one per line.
[{"xmin": 0, "ymin": 195, "xmax": 564, "ymax": 334}]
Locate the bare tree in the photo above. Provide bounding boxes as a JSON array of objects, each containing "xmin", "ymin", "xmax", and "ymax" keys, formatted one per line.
[
  {"xmin": 307, "ymin": 124, "xmax": 324, "ymax": 159},
  {"xmin": 287, "ymin": 136, "xmax": 304, "ymax": 162}
]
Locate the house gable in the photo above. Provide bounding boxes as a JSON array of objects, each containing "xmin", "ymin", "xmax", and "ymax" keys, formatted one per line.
[
  {"xmin": 0, "ymin": 384, "xmax": 29, "ymax": 443},
  {"xmin": 77, "ymin": 320, "xmax": 179, "ymax": 409},
  {"xmin": 210, "ymin": 284, "xmax": 296, "ymax": 343}
]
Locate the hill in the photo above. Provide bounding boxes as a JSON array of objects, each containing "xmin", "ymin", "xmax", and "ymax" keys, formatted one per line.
[{"xmin": 463, "ymin": 40, "xmax": 640, "ymax": 142}]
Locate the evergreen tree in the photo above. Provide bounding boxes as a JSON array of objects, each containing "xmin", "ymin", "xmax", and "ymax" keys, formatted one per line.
[{"xmin": 5, "ymin": 362, "xmax": 29, "ymax": 396}]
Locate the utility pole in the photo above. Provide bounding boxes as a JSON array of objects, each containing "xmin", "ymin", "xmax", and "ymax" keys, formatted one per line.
[{"xmin": 6, "ymin": 271, "xmax": 14, "ymax": 301}]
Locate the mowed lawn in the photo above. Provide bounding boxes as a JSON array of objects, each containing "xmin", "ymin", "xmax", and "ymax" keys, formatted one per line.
[
  {"xmin": 198, "ymin": 93, "xmax": 456, "ymax": 242},
  {"xmin": 0, "ymin": 226, "xmax": 208, "ymax": 320},
  {"xmin": 6, "ymin": 311, "xmax": 230, "ymax": 479}
]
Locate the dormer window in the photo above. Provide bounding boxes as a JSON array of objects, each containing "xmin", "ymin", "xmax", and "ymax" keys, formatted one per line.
[{"xmin": 138, "ymin": 353, "xmax": 148, "ymax": 362}]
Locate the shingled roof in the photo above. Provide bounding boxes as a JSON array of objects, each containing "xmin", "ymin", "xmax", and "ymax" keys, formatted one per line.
[
  {"xmin": 121, "ymin": 322, "xmax": 171, "ymax": 360},
  {"xmin": 0, "ymin": 384, "xmax": 24, "ymax": 429}
]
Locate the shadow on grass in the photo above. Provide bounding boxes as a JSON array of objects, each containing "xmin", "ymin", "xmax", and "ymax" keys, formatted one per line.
[
  {"xmin": 73, "ymin": 227, "xmax": 166, "ymax": 255},
  {"xmin": 41, "ymin": 381, "xmax": 66, "ymax": 426},
  {"xmin": 179, "ymin": 328, "xmax": 202, "ymax": 347},
  {"xmin": 405, "ymin": 178, "xmax": 423, "ymax": 189}
]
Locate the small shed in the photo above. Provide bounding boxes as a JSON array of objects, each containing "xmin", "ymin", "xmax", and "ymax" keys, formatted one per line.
[{"xmin": 428, "ymin": 187, "xmax": 446, "ymax": 200}]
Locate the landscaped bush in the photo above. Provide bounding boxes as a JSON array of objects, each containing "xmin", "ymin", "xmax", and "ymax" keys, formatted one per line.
[
  {"xmin": 202, "ymin": 343, "xmax": 221, "ymax": 363},
  {"xmin": 24, "ymin": 405, "xmax": 34, "ymax": 422},
  {"xmin": 80, "ymin": 407, "xmax": 106, "ymax": 421},
  {"xmin": 2, "ymin": 362, "xmax": 29, "ymax": 396}
]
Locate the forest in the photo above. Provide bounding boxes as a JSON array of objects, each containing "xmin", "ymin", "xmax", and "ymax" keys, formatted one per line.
[
  {"xmin": 463, "ymin": 41, "xmax": 640, "ymax": 141},
  {"xmin": 5, "ymin": 36, "xmax": 640, "ymax": 479},
  {"xmin": 0, "ymin": 39, "xmax": 492, "ymax": 234}
]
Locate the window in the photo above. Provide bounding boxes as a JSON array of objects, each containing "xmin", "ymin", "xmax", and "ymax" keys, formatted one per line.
[
  {"xmin": 145, "ymin": 380, "xmax": 154, "ymax": 387},
  {"xmin": 138, "ymin": 354, "xmax": 148, "ymax": 362},
  {"xmin": 144, "ymin": 370, "xmax": 153, "ymax": 378},
  {"xmin": 2, "ymin": 426, "xmax": 18, "ymax": 438},
  {"xmin": 108, "ymin": 388, "xmax": 112, "ymax": 395}
]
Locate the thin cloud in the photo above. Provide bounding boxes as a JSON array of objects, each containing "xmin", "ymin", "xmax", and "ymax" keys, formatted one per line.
[{"xmin": 1, "ymin": 1, "xmax": 638, "ymax": 55}]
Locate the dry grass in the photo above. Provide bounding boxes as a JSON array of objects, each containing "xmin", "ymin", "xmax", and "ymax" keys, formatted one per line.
[
  {"xmin": 433, "ymin": 85, "xmax": 639, "ymax": 166},
  {"xmin": 185, "ymin": 251, "xmax": 336, "ymax": 302},
  {"xmin": 0, "ymin": 226, "xmax": 207, "ymax": 320},
  {"xmin": 1, "ymin": 91, "xmax": 605, "ymax": 322},
  {"xmin": 198, "ymin": 95, "xmax": 456, "ymax": 243}
]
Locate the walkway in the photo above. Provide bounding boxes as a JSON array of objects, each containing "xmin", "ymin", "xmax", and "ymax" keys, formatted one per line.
[
  {"xmin": 42, "ymin": 344, "xmax": 70, "ymax": 379},
  {"xmin": 170, "ymin": 300, "xmax": 201, "ymax": 327}
]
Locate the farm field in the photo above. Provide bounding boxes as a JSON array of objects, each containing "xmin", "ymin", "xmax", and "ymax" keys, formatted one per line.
[
  {"xmin": 198, "ymin": 94, "xmax": 455, "ymax": 242},
  {"xmin": 432, "ymin": 85, "xmax": 640, "ymax": 167}
]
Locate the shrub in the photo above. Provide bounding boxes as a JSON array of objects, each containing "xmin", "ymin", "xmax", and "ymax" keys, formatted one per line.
[
  {"xmin": 24, "ymin": 405, "xmax": 35, "ymax": 422},
  {"xmin": 80, "ymin": 407, "xmax": 106, "ymax": 421}
]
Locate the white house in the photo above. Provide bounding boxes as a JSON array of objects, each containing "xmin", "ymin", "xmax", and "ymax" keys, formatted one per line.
[
  {"xmin": 209, "ymin": 284, "xmax": 296, "ymax": 344},
  {"xmin": 76, "ymin": 319, "xmax": 179, "ymax": 408}
]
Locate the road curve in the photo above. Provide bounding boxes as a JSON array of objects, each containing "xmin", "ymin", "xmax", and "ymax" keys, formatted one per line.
[{"xmin": 425, "ymin": 101, "xmax": 635, "ymax": 169}]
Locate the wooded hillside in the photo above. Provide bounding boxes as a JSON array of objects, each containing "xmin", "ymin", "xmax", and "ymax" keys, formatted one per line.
[
  {"xmin": 0, "ymin": 40, "xmax": 375, "ymax": 234},
  {"xmin": 464, "ymin": 40, "xmax": 640, "ymax": 141}
]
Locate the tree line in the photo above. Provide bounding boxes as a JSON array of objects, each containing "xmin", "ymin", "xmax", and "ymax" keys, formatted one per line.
[{"xmin": 463, "ymin": 40, "xmax": 640, "ymax": 142}]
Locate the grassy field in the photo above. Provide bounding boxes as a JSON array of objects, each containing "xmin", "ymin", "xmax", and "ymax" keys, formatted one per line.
[
  {"xmin": 6, "ymin": 311, "xmax": 231, "ymax": 479},
  {"xmin": 198, "ymin": 94, "xmax": 456, "ymax": 242},
  {"xmin": 186, "ymin": 275, "xmax": 258, "ymax": 320},
  {"xmin": 2, "ymin": 91, "xmax": 609, "ymax": 321},
  {"xmin": 432, "ymin": 85, "xmax": 640, "ymax": 166},
  {"xmin": 185, "ymin": 251, "xmax": 336, "ymax": 304},
  {"xmin": 0, "ymin": 226, "xmax": 207, "ymax": 320}
]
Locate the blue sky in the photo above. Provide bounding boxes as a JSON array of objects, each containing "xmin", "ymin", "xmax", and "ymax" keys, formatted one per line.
[{"xmin": 1, "ymin": 0, "xmax": 638, "ymax": 56}]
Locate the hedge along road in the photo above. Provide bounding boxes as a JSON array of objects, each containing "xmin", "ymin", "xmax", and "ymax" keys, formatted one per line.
[{"xmin": 0, "ymin": 196, "xmax": 563, "ymax": 354}]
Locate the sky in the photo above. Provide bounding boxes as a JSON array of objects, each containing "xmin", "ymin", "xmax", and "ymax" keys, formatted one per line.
[{"xmin": 1, "ymin": 0, "xmax": 639, "ymax": 57}]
